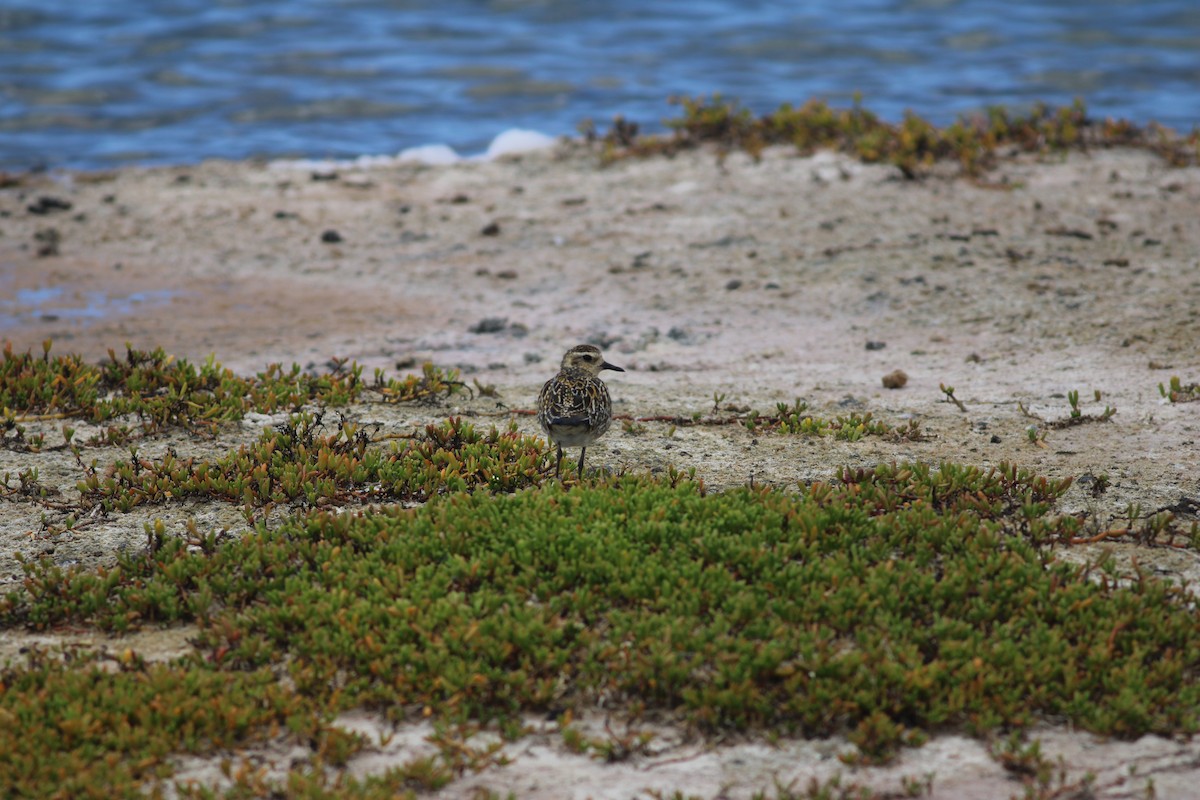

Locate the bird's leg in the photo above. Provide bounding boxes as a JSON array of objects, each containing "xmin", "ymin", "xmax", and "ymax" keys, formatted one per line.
[
  {"xmin": 555, "ymin": 444, "xmax": 563, "ymax": 479},
  {"xmin": 577, "ymin": 446, "xmax": 587, "ymax": 477}
]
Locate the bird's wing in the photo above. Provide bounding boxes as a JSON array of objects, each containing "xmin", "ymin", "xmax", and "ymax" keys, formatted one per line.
[{"xmin": 542, "ymin": 377, "xmax": 605, "ymax": 425}]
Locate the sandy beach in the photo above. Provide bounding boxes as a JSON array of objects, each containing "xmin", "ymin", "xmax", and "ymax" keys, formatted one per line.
[{"xmin": 2, "ymin": 141, "xmax": 1200, "ymax": 797}]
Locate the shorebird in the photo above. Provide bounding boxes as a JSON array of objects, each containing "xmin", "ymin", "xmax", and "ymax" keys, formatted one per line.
[{"xmin": 537, "ymin": 344, "xmax": 624, "ymax": 478}]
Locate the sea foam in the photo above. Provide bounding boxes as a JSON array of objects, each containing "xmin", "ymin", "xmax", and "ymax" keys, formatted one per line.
[{"xmin": 270, "ymin": 128, "xmax": 558, "ymax": 170}]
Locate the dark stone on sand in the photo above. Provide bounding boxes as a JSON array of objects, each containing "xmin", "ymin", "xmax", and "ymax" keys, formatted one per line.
[
  {"xmin": 470, "ymin": 317, "xmax": 508, "ymax": 334},
  {"xmin": 27, "ymin": 196, "xmax": 72, "ymax": 215}
]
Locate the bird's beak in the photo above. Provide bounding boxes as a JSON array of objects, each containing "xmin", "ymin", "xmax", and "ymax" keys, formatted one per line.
[{"xmin": 601, "ymin": 361, "xmax": 625, "ymax": 373}]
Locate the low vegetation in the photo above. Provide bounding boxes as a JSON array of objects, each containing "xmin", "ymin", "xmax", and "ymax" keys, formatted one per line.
[
  {"xmin": 1160, "ymin": 375, "xmax": 1200, "ymax": 404},
  {"xmin": 1, "ymin": 341, "xmax": 462, "ymax": 448},
  {"xmin": 587, "ymin": 96, "xmax": 1200, "ymax": 177},
  {"xmin": 3, "ymin": 340, "xmax": 1200, "ymax": 798}
]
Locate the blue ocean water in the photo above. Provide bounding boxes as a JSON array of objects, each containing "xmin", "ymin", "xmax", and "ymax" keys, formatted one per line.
[{"xmin": 1, "ymin": 0, "xmax": 1198, "ymax": 170}]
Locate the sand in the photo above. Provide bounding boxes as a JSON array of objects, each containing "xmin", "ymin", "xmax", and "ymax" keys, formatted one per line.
[{"xmin": 2, "ymin": 141, "xmax": 1199, "ymax": 797}]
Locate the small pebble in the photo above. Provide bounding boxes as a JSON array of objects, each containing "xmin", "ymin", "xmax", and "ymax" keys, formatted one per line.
[
  {"xmin": 321, "ymin": 229, "xmax": 343, "ymax": 243},
  {"xmin": 882, "ymin": 369, "xmax": 908, "ymax": 389},
  {"xmin": 27, "ymin": 196, "xmax": 72, "ymax": 215},
  {"xmin": 470, "ymin": 317, "xmax": 508, "ymax": 334}
]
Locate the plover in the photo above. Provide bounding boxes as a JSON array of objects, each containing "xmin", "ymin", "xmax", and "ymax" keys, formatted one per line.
[{"xmin": 537, "ymin": 344, "xmax": 624, "ymax": 478}]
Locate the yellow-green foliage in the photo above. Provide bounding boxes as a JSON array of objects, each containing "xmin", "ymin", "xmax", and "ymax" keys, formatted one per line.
[
  {"xmin": 3, "ymin": 341, "xmax": 1199, "ymax": 797},
  {"xmin": 600, "ymin": 95, "xmax": 1200, "ymax": 177},
  {"xmin": 76, "ymin": 415, "xmax": 547, "ymax": 514},
  {"xmin": 1, "ymin": 342, "xmax": 462, "ymax": 444},
  {"xmin": 1159, "ymin": 375, "xmax": 1200, "ymax": 403},
  {"xmin": 4, "ymin": 463, "xmax": 1200, "ymax": 796}
]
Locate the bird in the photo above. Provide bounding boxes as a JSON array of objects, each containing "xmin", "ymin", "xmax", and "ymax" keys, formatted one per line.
[{"xmin": 537, "ymin": 344, "xmax": 624, "ymax": 478}]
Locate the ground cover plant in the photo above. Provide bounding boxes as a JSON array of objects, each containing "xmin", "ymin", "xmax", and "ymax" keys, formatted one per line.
[
  {"xmin": 1160, "ymin": 375, "xmax": 1200, "ymax": 404},
  {"xmin": 3, "ymin": 467, "xmax": 1200, "ymax": 794},
  {"xmin": 73, "ymin": 414, "xmax": 547, "ymax": 520},
  {"xmin": 1, "ymin": 342, "xmax": 462, "ymax": 448},
  {"xmin": 3, "ymin": 342, "xmax": 1200, "ymax": 798},
  {"xmin": 588, "ymin": 96, "xmax": 1200, "ymax": 177}
]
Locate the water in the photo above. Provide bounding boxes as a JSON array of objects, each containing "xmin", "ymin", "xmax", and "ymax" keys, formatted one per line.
[
  {"xmin": 2, "ymin": 0, "xmax": 1199, "ymax": 171},
  {"xmin": 0, "ymin": 285, "xmax": 178, "ymax": 327}
]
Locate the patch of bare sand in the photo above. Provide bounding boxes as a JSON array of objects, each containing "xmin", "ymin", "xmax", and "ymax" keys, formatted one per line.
[
  {"xmin": 0, "ymin": 624, "xmax": 197, "ymax": 668},
  {"xmin": 160, "ymin": 710, "xmax": 1197, "ymax": 799},
  {"xmin": 0, "ymin": 248, "xmax": 431, "ymax": 372},
  {"xmin": 2, "ymin": 143, "xmax": 1200, "ymax": 796}
]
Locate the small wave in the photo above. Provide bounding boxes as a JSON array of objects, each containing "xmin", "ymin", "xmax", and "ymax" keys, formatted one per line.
[{"xmin": 269, "ymin": 127, "xmax": 558, "ymax": 170}]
